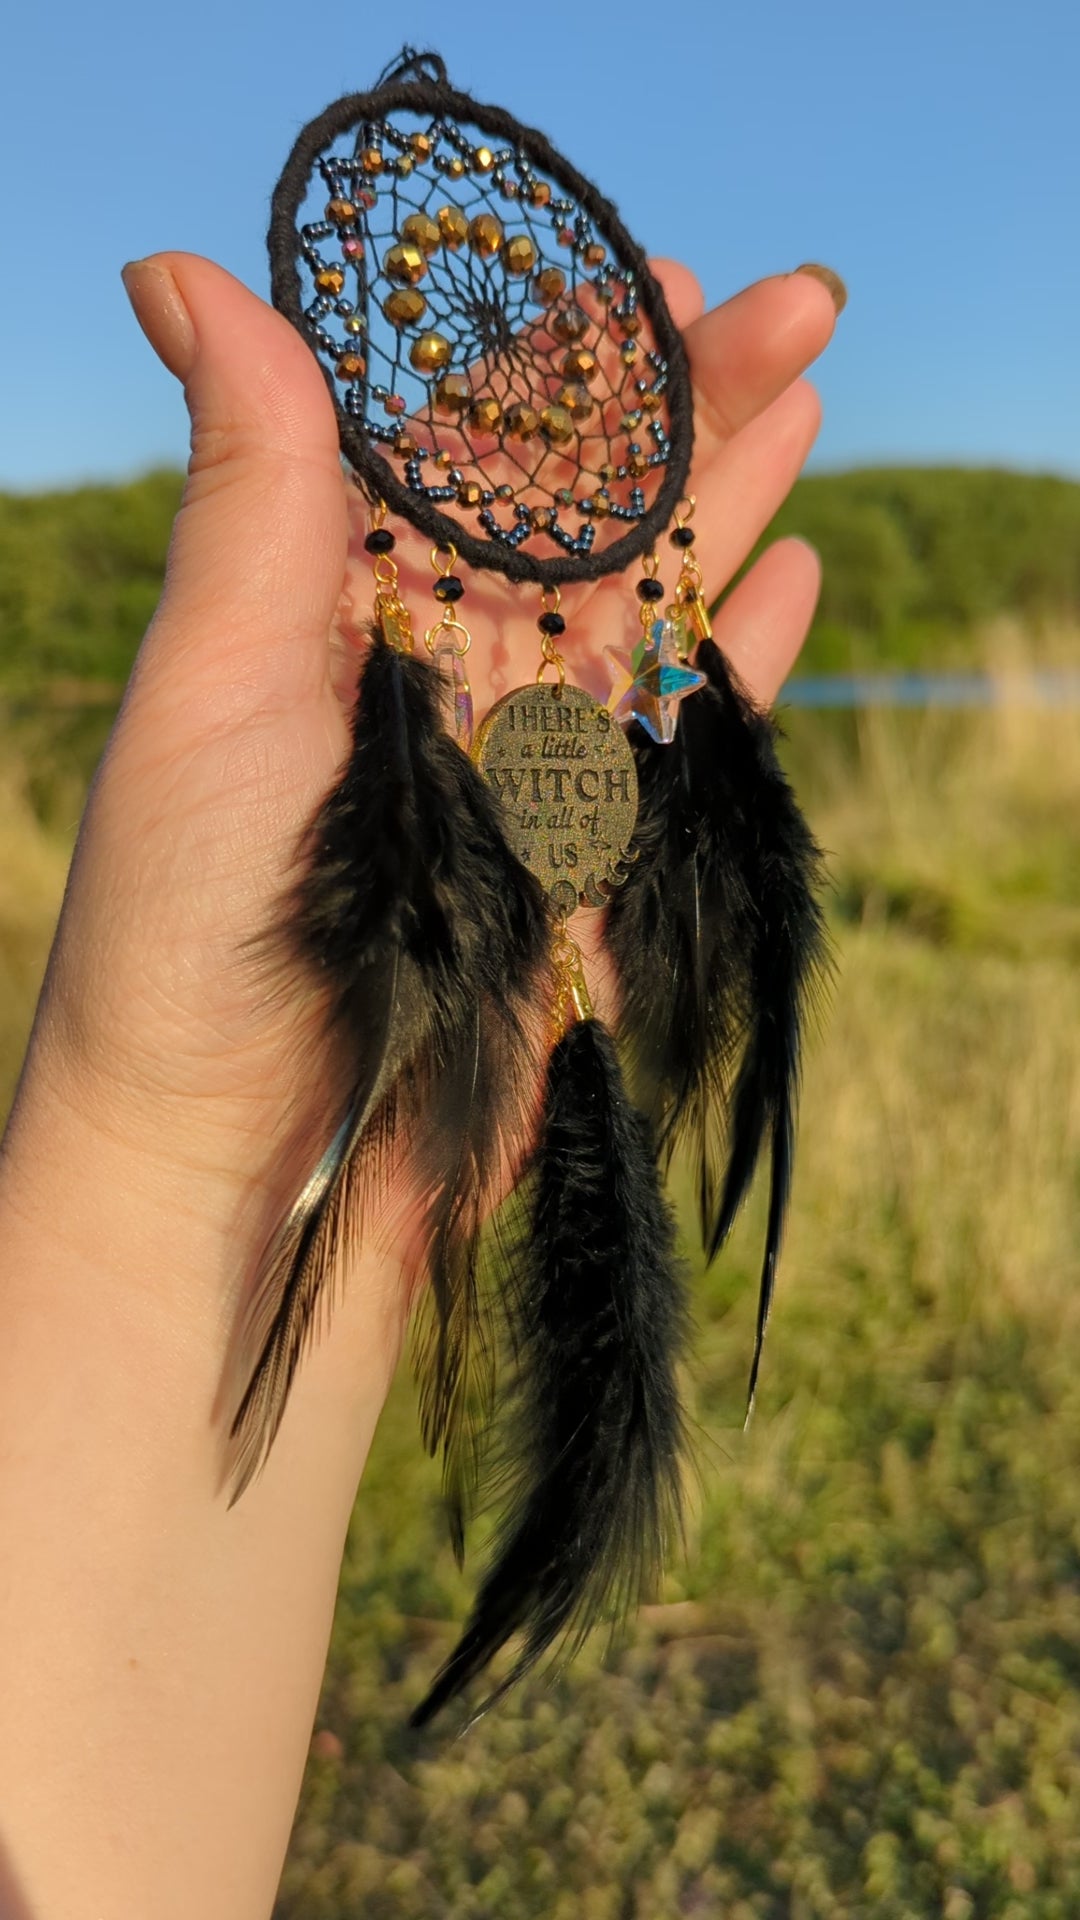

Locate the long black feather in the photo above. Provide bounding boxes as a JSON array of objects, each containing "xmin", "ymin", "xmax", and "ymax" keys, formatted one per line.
[
  {"xmin": 226, "ymin": 627, "xmax": 549, "ymax": 1505},
  {"xmin": 605, "ymin": 636, "xmax": 828, "ymax": 1413},
  {"xmin": 411, "ymin": 1017, "xmax": 689, "ymax": 1728}
]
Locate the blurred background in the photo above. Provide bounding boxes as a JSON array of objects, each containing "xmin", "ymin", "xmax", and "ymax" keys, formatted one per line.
[{"xmin": 3, "ymin": 2, "xmax": 1079, "ymax": 1914}]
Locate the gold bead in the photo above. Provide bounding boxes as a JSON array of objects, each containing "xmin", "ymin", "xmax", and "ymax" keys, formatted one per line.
[
  {"xmin": 562, "ymin": 347, "xmax": 598, "ymax": 383},
  {"xmin": 384, "ymin": 243, "xmax": 427, "ymax": 286},
  {"xmin": 396, "ymin": 154, "xmax": 414, "ymax": 178},
  {"xmin": 541, "ymin": 404, "xmax": 575, "ymax": 445},
  {"xmin": 360, "ymin": 147, "xmax": 383, "ymax": 174},
  {"xmin": 583, "ymin": 242, "xmax": 606, "ymax": 268},
  {"xmin": 627, "ymin": 451, "xmax": 649, "ymax": 478},
  {"xmin": 468, "ymin": 213, "xmax": 504, "ymax": 257},
  {"xmin": 531, "ymin": 506, "xmax": 556, "ymax": 531},
  {"xmin": 410, "ymin": 331, "xmax": 452, "ymax": 373},
  {"xmin": 557, "ymin": 382, "xmax": 594, "ymax": 422},
  {"xmin": 504, "ymin": 402, "xmax": 539, "ymax": 440},
  {"xmin": 527, "ymin": 181, "xmax": 552, "ymax": 208},
  {"xmin": 620, "ymin": 310, "xmax": 643, "ymax": 337},
  {"xmin": 410, "ymin": 132, "xmax": 433, "ymax": 159},
  {"xmin": 343, "ymin": 312, "xmax": 365, "ymax": 334},
  {"xmin": 505, "ymin": 234, "xmax": 538, "ymax": 276},
  {"xmin": 621, "ymin": 408, "xmax": 644, "ymax": 431},
  {"xmin": 335, "ymin": 351, "xmax": 366, "ymax": 380},
  {"xmin": 447, "ymin": 156, "xmax": 466, "ymax": 180},
  {"xmin": 437, "ymin": 205, "xmax": 469, "ymax": 248},
  {"xmin": 457, "ymin": 480, "xmax": 483, "ymax": 507},
  {"xmin": 550, "ymin": 302, "xmax": 589, "ymax": 344},
  {"xmin": 589, "ymin": 493, "xmax": 611, "ymax": 518},
  {"xmin": 326, "ymin": 198, "xmax": 356, "ymax": 225},
  {"xmin": 532, "ymin": 266, "xmax": 566, "ymax": 304},
  {"xmin": 395, "ymin": 433, "xmax": 419, "ymax": 458},
  {"xmin": 401, "ymin": 212, "xmax": 441, "ymax": 257},
  {"xmin": 597, "ymin": 464, "xmax": 616, "ymax": 484},
  {"xmin": 473, "ymin": 146, "xmax": 494, "ymax": 171},
  {"xmin": 434, "ymin": 372, "xmax": 472, "ymax": 414},
  {"xmin": 641, "ymin": 390, "xmax": 663, "ymax": 414},
  {"xmin": 314, "ymin": 266, "xmax": 345, "ymax": 296},
  {"xmin": 383, "ymin": 288, "xmax": 427, "ymax": 328},
  {"xmin": 468, "ymin": 396, "xmax": 502, "ymax": 435}
]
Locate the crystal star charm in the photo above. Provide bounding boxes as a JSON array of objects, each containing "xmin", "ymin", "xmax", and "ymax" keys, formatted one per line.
[{"xmin": 604, "ymin": 618, "xmax": 707, "ymax": 745}]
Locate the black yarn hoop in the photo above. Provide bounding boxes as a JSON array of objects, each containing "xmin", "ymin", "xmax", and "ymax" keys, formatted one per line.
[{"xmin": 268, "ymin": 71, "xmax": 695, "ymax": 587}]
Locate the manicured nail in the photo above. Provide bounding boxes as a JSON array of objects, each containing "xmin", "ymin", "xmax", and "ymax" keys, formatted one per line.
[
  {"xmin": 793, "ymin": 263, "xmax": 847, "ymax": 314},
  {"xmin": 121, "ymin": 259, "xmax": 197, "ymax": 381}
]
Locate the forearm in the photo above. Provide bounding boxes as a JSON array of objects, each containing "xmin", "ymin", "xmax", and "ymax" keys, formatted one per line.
[{"xmin": 0, "ymin": 1070, "xmax": 400, "ymax": 1920}]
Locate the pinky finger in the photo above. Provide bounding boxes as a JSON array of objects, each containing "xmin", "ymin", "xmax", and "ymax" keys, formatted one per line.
[{"xmin": 710, "ymin": 536, "xmax": 821, "ymax": 706}]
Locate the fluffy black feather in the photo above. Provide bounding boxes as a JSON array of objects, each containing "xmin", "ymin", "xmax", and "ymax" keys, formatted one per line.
[
  {"xmin": 605, "ymin": 637, "xmax": 828, "ymax": 1414},
  {"xmin": 226, "ymin": 627, "xmax": 549, "ymax": 1506},
  {"xmin": 411, "ymin": 1017, "xmax": 689, "ymax": 1728}
]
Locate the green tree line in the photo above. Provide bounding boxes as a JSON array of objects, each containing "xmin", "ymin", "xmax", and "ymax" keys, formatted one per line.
[{"xmin": 1, "ymin": 466, "xmax": 1078, "ymax": 691}]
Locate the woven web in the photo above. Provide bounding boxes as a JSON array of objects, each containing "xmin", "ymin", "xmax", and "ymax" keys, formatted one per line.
[{"xmin": 293, "ymin": 108, "xmax": 673, "ymax": 560}]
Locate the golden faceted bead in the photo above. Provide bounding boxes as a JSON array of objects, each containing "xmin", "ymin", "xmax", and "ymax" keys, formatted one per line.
[
  {"xmin": 457, "ymin": 481, "xmax": 483, "ymax": 508},
  {"xmin": 434, "ymin": 372, "xmax": 472, "ymax": 414},
  {"xmin": 527, "ymin": 181, "xmax": 552, "ymax": 208},
  {"xmin": 532, "ymin": 266, "xmax": 565, "ymax": 304},
  {"xmin": 621, "ymin": 408, "xmax": 643, "ymax": 431},
  {"xmin": 447, "ymin": 156, "xmax": 466, "ymax": 179},
  {"xmin": 468, "ymin": 213, "xmax": 504, "ymax": 257},
  {"xmin": 505, "ymin": 233, "xmax": 538, "ymax": 276},
  {"xmin": 314, "ymin": 266, "xmax": 345, "ymax": 296},
  {"xmin": 383, "ymin": 287, "xmax": 427, "ymax": 328},
  {"xmin": 589, "ymin": 493, "xmax": 611, "ymax": 518},
  {"xmin": 326, "ymin": 198, "xmax": 356, "ymax": 225},
  {"xmin": 410, "ymin": 132, "xmax": 433, "ymax": 159},
  {"xmin": 343, "ymin": 312, "xmax": 365, "ymax": 334},
  {"xmin": 531, "ymin": 506, "xmax": 556, "ymax": 531},
  {"xmin": 384, "ymin": 243, "xmax": 427, "ymax": 286},
  {"xmin": 473, "ymin": 146, "xmax": 494, "ymax": 171},
  {"xmin": 583, "ymin": 242, "xmax": 606, "ymax": 268},
  {"xmin": 335, "ymin": 351, "xmax": 367, "ymax": 381},
  {"xmin": 434, "ymin": 448, "xmax": 453, "ymax": 468},
  {"xmin": 641, "ymin": 389, "xmax": 663, "ymax": 414},
  {"xmin": 627, "ymin": 451, "xmax": 649, "ymax": 478},
  {"xmin": 395, "ymin": 433, "xmax": 419, "ymax": 459},
  {"xmin": 468, "ymin": 396, "xmax": 502, "ymax": 435},
  {"xmin": 401, "ymin": 212, "xmax": 442, "ymax": 256},
  {"xmin": 504, "ymin": 402, "xmax": 539, "ymax": 440},
  {"xmin": 597, "ymin": 463, "xmax": 616, "ymax": 483},
  {"xmin": 410, "ymin": 331, "xmax": 452, "ymax": 373},
  {"xmin": 562, "ymin": 347, "xmax": 598, "ymax": 383},
  {"xmin": 360, "ymin": 147, "xmax": 383, "ymax": 174},
  {"xmin": 396, "ymin": 155, "xmax": 414, "ymax": 178},
  {"xmin": 550, "ymin": 302, "xmax": 589, "ymax": 344},
  {"xmin": 557, "ymin": 381, "xmax": 594, "ymax": 422},
  {"xmin": 541, "ymin": 404, "xmax": 575, "ymax": 445},
  {"xmin": 437, "ymin": 205, "xmax": 468, "ymax": 248},
  {"xmin": 620, "ymin": 310, "xmax": 643, "ymax": 337}
]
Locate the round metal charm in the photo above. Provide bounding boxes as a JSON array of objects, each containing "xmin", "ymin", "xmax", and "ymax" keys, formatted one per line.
[
  {"xmin": 268, "ymin": 53, "xmax": 693, "ymax": 586},
  {"xmin": 473, "ymin": 683, "xmax": 638, "ymax": 916}
]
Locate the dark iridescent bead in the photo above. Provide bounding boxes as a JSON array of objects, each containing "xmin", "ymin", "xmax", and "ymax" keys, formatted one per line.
[
  {"xmin": 433, "ymin": 575, "xmax": 465, "ymax": 603},
  {"xmin": 636, "ymin": 577, "xmax": 665, "ymax": 603},
  {"xmin": 671, "ymin": 525, "xmax": 696, "ymax": 548},
  {"xmin": 538, "ymin": 611, "xmax": 566, "ymax": 637},
  {"xmin": 365, "ymin": 528, "xmax": 396, "ymax": 555}
]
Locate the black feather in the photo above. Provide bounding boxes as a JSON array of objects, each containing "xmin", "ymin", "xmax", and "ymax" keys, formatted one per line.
[
  {"xmin": 605, "ymin": 637, "xmax": 828, "ymax": 1414},
  {"xmin": 411, "ymin": 1017, "xmax": 689, "ymax": 1728},
  {"xmin": 226, "ymin": 627, "xmax": 549, "ymax": 1506}
]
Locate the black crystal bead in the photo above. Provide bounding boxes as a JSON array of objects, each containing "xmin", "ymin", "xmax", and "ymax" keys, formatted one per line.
[
  {"xmin": 636, "ymin": 577, "xmax": 665, "ymax": 603},
  {"xmin": 364, "ymin": 528, "xmax": 396, "ymax": 555},
  {"xmin": 538, "ymin": 610, "xmax": 566, "ymax": 637},
  {"xmin": 433, "ymin": 575, "xmax": 465, "ymax": 603},
  {"xmin": 670, "ymin": 524, "xmax": 696, "ymax": 548}
]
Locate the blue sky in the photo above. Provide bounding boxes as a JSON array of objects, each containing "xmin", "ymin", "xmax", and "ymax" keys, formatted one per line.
[{"xmin": 1, "ymin": 0, "xmax": 1076, "ymax": 489}]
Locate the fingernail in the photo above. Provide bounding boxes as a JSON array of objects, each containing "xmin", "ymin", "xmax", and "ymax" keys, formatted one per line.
[
  {"xmin": 121, "ymin": 259, "xmax": 197, "ymax": 381},
  {"xmin": 793, "ymin": 263, "xmax": 847, "ymax": 314}
]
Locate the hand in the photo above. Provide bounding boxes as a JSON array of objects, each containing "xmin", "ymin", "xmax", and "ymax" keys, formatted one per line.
[{"xmin": 0, "ymin": 251, "xmax": 839, "ymax": 1918}]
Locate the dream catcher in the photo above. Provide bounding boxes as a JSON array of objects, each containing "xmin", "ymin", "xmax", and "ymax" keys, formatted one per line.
[{"xmin": 226, "ymin": 49, "xmax": 827, "ymax": 1727}]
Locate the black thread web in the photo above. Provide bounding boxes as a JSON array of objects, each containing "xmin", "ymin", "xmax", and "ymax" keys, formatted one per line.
[{"xmin": 288, "ymin": 107, "xmax": 677, "ymax": 567}]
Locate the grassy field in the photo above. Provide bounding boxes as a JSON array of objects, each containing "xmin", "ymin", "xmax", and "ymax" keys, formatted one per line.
[{"xmin": 2, "ymin": 610, "xmax": 1078, "ymax": 1917}]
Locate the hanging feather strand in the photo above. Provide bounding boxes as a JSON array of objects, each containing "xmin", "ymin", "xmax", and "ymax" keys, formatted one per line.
[
  {"xmin": 226, "ymin": 627, "xmax": 550, "ymax": 1507},
  {"xmin": 606, "ymin": 636, "xmax": 829, "ymax": 1415},
  {"xmin": 412, "ymin": 1016, "xmax": 689, "ymax": 1728}
]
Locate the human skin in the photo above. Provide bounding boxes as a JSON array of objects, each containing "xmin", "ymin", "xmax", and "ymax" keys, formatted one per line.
[{"xmin": 0, "ymin": 251, "xmax": 840, "ymax": 1919}]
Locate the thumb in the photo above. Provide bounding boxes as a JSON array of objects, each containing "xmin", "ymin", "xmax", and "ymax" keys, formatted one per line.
[{"xmin": 121, "ymin": 252, "xmax": 347, "ymax": 708}]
